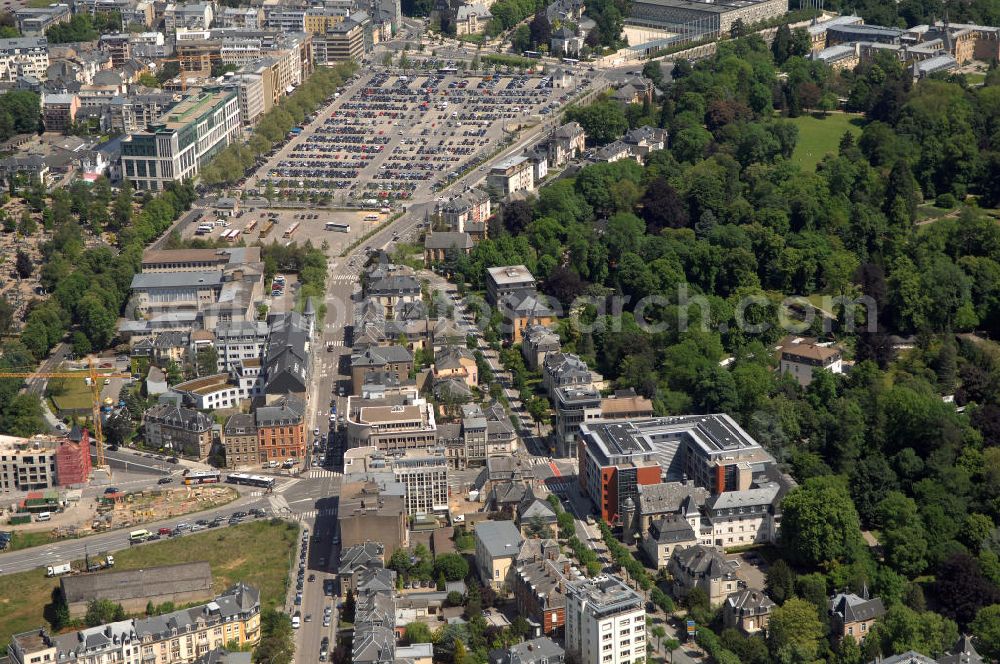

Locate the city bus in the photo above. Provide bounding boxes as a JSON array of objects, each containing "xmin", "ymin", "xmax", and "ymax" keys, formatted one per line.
[
  {"xmin": 195, "ymin": 224, "xmax": 214, "ymax": 235},
  {"xmin": 226, "ymin": 473, "xmax": 276, "ymax": 490},
  {"xmin": 438, "ymin": 67, "xmax": 458, "ymax": 75},
  {"xmin": 364, "ymin": 214, "xmax": 379, "ymax": 221},
  {"xmin": 128, "ymin": 529, "xmax": 153, "ymax": 544},
  {"xmin": 325, "ymin": 222, "xmax": 350, "ymax": 232},
  {"xmin": 284, "ymin": 222, "xmax": 300, "ymax": 238},
  {"xmin": 244, "ymin": 219, "xmax": 258, "ymax": 233},
  {"xmin": 562, "ymin": 57, "xmax": 579, "ymax": 65},
  {"xmin": 523, "ymin": 51, "xmax": 542, "ymax": 58},
  {"xmin": 182, "ymin": 470, "xmax": 221, "ymax": 485}
]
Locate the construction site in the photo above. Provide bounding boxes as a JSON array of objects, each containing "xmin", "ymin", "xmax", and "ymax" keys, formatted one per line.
[{"xmin": 2, "ymin": 483, "xmax": 239, "ymax": 548}]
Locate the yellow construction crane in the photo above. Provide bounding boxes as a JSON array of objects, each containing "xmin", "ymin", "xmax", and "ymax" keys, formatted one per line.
[{"xmin": 0, "ymin": 359, "xmax": 133, "ymax": 471}]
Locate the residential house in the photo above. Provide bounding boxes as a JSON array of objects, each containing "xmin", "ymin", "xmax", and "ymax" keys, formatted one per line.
[
  {"xmin": 7, "ymin": 584, "xmax": 260, "ymax": 664},
  {"xmin": 365, "ymin": 274, "xmax": 421, "ymax": 318},
  {"xmin": 939, "ymin": 635, "xmax": 985, "ymax": 664},
  {"xmin": 143, "ymin": 403, "xmax": 214, "ymax": 460},
  {"xmin": 511, "ymin": 539, "xmax": 581, "ymax": 634},
  {"xmin": 338, "ymin": 476, "xmax": 409, "ymax": 556},
  {"xmin": 594, "ymin": 140, "xmax": 635, "ymax": 164},
  {"xmin": 547, "ymin": 121, "xmax": 586, "ymax": 166},
  {"xmin": 641, "ymin": 514, "xmax": 698, "ymax": 568},
  {"xmin": 622, "ymin": 125, "xmax": 668, "ymax": 162},
  {"xmin": 338, "ymin": 541, "xmax": 385, "ymax": 597},
  {"xmin": 522, "ymin": 324, "xmax": 561, "ymax": 371},
  {"xmin": 550, "ymin": 25, "xmax": 583, "ymax": 56},
  {"xmin": 780, "ymin": 341, "xmax": 843, "ymax": 387},
  {"xmin": 830, "ymin": 591, "xmax": 886, "ymax": 642},
  {"xmin": 433, "ymin": 345, "xmax": 478, "ymax": 389},
  {"xmin": 668, "ymin": 545, "xmax": 742, "ymax": 607},
  {"xmin": 350, "ymin": 346, "xmax": 414, "ymax": 395},
  {"xmin": 723, "ymin": 588, "xmax": 775, "ymax": 634},
  {"xmin": 475, "ymin": 520, "xmax": 525, "ymax": 592},
  {"xmin": 500, "ymin": 290, "xmax": 558, "ymax": 343}
]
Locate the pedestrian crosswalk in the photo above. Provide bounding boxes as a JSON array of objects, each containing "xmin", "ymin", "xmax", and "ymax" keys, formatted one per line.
[
  {"xmin": 324, "ymin": 339, "xmax": 345, "ymax": 348},
  {"xmin": 298, "ymin": 508, "xmax": 338, "ymax": 519},
  {"xmin": 329, "ymin": 274, "xmax": 357, "ymax": 284},
  {"xmin": 250, "ymin": 479, "xmax": 297, "ymax": 497},
  {"xmin": 306, "ymin": 469, "xmax": 341, "ymax": 478}
]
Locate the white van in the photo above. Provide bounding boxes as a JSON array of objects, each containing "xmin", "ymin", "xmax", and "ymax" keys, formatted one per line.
[{"xmin": 36, "ymin": 511, "xmax": 51, "ymax": 522}]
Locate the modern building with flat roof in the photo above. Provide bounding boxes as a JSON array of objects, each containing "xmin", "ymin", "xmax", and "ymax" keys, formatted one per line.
[
  {"xmin": 565, "ymin": 575, "xmax": 646, "ymax": 664},
  {"xmin": 579, "ymin": 414, "xmax": 773, "ymax": 502},
  {"xmin": 344, "ymin": 446, "xmax": 449, "ymax": 515},
  {"xmin": 486, "ymin": 265, "xmax": 536, "ymax": 306},
  {"xmin": 628, "ymin": 0, "xmax": 787, "ymax": 36},
  {"xmin": 121, "ymin": 88, "xmax": 240, "ymax": 191}
]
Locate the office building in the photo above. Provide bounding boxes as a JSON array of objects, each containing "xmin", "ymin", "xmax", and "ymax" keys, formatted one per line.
[
  {"xmin": 345, "ymin": 389, "xmax": 437, "ymax": 453},
  {"xmin": 14, "ymin": 4, "xmax": 70, "ymax": 35},
  {"xmin": 121, "ymin": 88, "xmax": 241, "ymax": 191},
  {"xmin": 628, "ymin": 0, "xmax": 787, "ymax": 38},
  {"xmin": 564, "ymin": 575, "xmax": 646, "ymax": 664},
  {"xmin": 577, "ymin": 422, "xmax": 662, "ymax": 525},
  {"xmin": 344, "ymin": 446, "xmax": 449, "ymax": 515},
  {"xmin": 579, "ymin": 414, "xmax": 774, "ymax": 503}
]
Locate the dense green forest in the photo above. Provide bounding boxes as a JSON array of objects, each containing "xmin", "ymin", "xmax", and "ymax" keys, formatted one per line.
[{"xmin": 437, "ymin": 35, "xmax": 1000, "ymax": 661}]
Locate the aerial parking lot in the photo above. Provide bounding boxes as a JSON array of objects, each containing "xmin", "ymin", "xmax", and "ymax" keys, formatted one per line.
[{"xmin": 255, "ymin": 66, "xmax": 589, "ymax": 203}]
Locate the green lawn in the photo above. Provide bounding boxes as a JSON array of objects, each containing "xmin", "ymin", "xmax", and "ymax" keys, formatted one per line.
[
  {"xmin": 0, "ymin": 520, "xmax": 297, "ymax": 647},
  {"xmin": 6, "ymin": 530, "xmax": 60, "ymax": 551},
  {"xmin": 48, "ymin": 372, "xmax": 94, "ymax": 414},
  {"xmin": 788, "ymin": 112, "xmax": 864, "ymax": 172}
]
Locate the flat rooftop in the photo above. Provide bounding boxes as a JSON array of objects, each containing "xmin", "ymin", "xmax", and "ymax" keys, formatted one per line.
[
  {"xmin": 567, "ymin": 575, "xmax": 643, "ymax": 614},
  {"xmin": 173, "ymin": 373, "xmax": 230, "ymax": 396},
  {"xmin": 487, "ymin": 265, "xmax": 534, "ymax": 286}
]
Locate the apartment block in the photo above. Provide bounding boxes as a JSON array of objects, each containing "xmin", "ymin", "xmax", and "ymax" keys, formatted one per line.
[
  {"xmin": 486, "ymin": 265, "xmax": 536, "ymax": 307},
  {"xmin": 0, "ymin": 37, "xmax": 49, "ymax": 84},
  {"xmin": 221, "ymin": 413, "xmax": 259, "ymax": 468},
  {"xmin": 564, "ymin": 575, "xmax": 646, "ymax": 664},
  {"xmin": 0, "ymin": 435, "xmax": 58, "ymax": 492},
  {"xmin": 487, "ymin": 155, "xmax": 534, "ymax": 196},
  {"xmin": 121, "ymin": 88, "xmax": 241, "ymax": 191},
  {"xmin": 255, "ymin": 396, "xmax": 306, "ymax": 462},
  {"xmin": 8, "ymin": 584, "xmax": 260, "ymax": 664}
]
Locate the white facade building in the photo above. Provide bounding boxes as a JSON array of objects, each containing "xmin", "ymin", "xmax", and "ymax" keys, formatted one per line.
[
  {"xmin": 121, "ymin": 89, "xmax": 240, "ymax": 191},
  {"xmin": 565, "ymin": 575, "xmax": 646, "ymax": 664},
  {"xmin": 0, "ymin": 37, "xmax": 49, "ymax": 83}
]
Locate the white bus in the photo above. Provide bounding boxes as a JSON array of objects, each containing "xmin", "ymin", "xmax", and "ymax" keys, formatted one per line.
[
  {"xmin": 364, "ymin": 214, "xmax": 379, "ymax": 221},
  {"xmin": 129, "ymin": 529, "xmax": 153, "ymax": 544},
  {"xmin": 325, "ymin": 222, "xmax": 350, "ymax": 232},
  {"xmin": 195, "ymin": 224, "xmax": 214, "ymax": 235}
]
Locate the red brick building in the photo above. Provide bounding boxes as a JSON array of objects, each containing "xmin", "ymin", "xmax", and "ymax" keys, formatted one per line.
[{"xmin": 55, "ymin": 427, "xmax": 92, "ymax": 486}]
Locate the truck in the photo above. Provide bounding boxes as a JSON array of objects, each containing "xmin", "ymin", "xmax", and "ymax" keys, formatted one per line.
[
  {"xmin": 46, "ymin": 563, "xmax": 73, "ymax": 577},
  {"xmin": 86, "ymin": 554, "xmax": 115, "ymax": 572}
]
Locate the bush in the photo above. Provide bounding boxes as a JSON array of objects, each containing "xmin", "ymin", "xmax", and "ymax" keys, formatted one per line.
[{"xmin": 936, "ymin": 193, "xmax": 957, "ymax": 208}]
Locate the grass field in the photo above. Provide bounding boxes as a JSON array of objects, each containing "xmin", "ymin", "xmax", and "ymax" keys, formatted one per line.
[
  {"xmin": 48, "ymin": 372, "xmax": 95, "ymax": 414},
  {"xmin": 0, "ymin": 519, "xmax": 297, "ymax": 647},
  {"xmin": 7, "ymin": 530, "xmax": 61, "ymax": 551},
  {"xmin": 788, "ymin": 112, "xmax": 864, "ymax": 172}
]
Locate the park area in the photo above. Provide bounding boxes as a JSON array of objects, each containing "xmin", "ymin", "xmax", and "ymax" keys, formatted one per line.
[
  {"xmin": 0, "ymin": 519, "xmax": 298, "ymax": 646},
  {"xmin": 788, "ymin": 112, "xmax": 864, "ymax": 171}
]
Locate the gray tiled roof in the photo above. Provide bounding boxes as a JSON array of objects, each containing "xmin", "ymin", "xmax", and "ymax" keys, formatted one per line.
[{"xmin": 476, "ymin": 520, "xmax": 523, "ymax": 560}]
